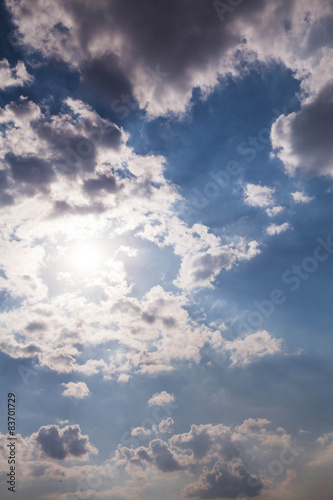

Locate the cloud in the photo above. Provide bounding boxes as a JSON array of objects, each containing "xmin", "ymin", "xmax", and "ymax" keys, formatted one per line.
[
  {"xmin": 291, "ymin": 191, "xmax": 314, "ymax": 203},
  {"xmin": 155, "ymin": 418, "xmax": 174, "ymax": 435},
  {"xmin": 61, "ymin": 382, "xmax": 90, "ymax": 399},
  {"xmin": 266, "ymin": 206, "xmax": 284, "ymax": 217},
  {"xmin": 5, "ymin": 0, "xmax": 333, "ymax": 156},
  {"xmin": 266, "ymin": 222, "xmax": 292, "ymax": 236},
  {"xmin": 34, "ymin": 424, "xmax": 97, "ymax": 460},
  {"xmin": 113, "ymin": 418, "xmax": 293, "ymax": 497},
  {"xmin": 224, "ymin": 330, "xmax": 283, "ymax": 366},
  {"xmin": 5, "ymin": 0, "xmax": 265, "ymax": 117},
  {"xmin": 271, "ymin": 83, "xmax": 333, "ymax": 177},
  {"xmin": 309, "ymin": 432, "xmax": 333, "ymax": 468},
  {"xmin": 183, "ymin": 459, "xmax": 263, "ymax": 498},
  {"xmin": 150, "ymin": 439, "xmax": 183, "ymax": 472},
  {"xmin": 148, "ymin": 391, "xmax": 175, "ymax": 407},
  {"xmin": 131, "ymin": 427, "xmax": 151, "ymax": 438},
  {"xmin": 244, "ymin": 184, "xmax": 275, "ymax": 208},
  {"xmin": 0, "ymin": 58, "xmax": 33, "ymax": 89}
]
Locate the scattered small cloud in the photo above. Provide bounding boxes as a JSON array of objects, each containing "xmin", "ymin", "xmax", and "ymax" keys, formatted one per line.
[
  {"xmin": 244, "ymin": 184, "xmax": 275, "ymax": 208},
  {"xmin": 148, "ymin": 391, "xmax": 175, "ymax": 407},
  {"xmin": 61, "ymin": 382, "xmax": 90, "ymax": 399},
  {"xmin": 266, "ymin": 222, "xmax": 292, "ymax": 236},
  {"xmin": 292, "ymin": 191, "xmax": 314, "ymax": 203}
]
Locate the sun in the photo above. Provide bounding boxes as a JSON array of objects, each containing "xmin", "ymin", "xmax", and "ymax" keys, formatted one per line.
[{"xmin": 67, "ymin": 242, "xmax": 103, "ymax": 274}]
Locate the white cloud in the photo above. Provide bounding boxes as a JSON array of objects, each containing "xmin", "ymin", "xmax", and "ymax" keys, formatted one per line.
[
  {"xmin": 266, "ymin": 206, "xmax": 284, "ymax": 217},
  {"xmin": 266, "ymin": 222, "xmax": 292, "ymax": 236},
  {"xmin": 155, "ymin": 418, "xmax": 174, "ymax": 434},
  {"xmin": 131, "ymin": 427, "xmax": 151, "ymax": 437},
  {"xmin": 174, "ymin": 239, "xmax": 261, "ymax": 290},
  {"xmin": 148, "ymin": 391, "xmax": 175, "ymax": 407},
  {"xmin": 292, "ymin": 191, "xmax": 314, "ymax": 203},
  {"xmin": 224, "ymin": 330, "xmax": 283, "ymax": 366},
  {"xmin": 244, "ymin": 184, "xmax": 275, "ymax": 208},
  {"xmin": 0, "ymin": 58, "xmax": 33, "ymax": 89},
  {"xmin": 61, "ymin": 381, "xmax": 90, "ymax": 399}
]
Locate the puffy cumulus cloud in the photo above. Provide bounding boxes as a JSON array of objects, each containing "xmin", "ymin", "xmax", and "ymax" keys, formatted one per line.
[
  {"xmin": 115, "ymin": 439, "xmax": 183, "ymax": 475},
  {"xmin": 0, "ymin": 95, "xmax": 259, "ymax": 379},
  {"xmin": 131, "ymin": 427, "xmax": 151, "ymax": 438},
  {"xmin": 271, "ymin": 83, "xmax": 333, "ymax": 177},
  {"xmin": 291, "ymin": 191, "xmax": 314, "ymax": 203},
  {"xmin": 0, "ymin": 425, "xmax": 99, "ymax": 479},
  {"xmin": 112, "ymin": 418, "xmax": 295, "ymax": 497},
  {"xmin": 148, "ymin": 391, "xmax": 175, "ymax": 407},
  {"xmin": 139, "ymin": 216, "xmax": 260, "ymax": 290},
  {"xmin": 223, "ymin": 330, "xmax": 283, "ymax": 366},
  {"xmin": 34, "ymin": 424, "xmax": 98, "ymax": 461},
  {"xmin": 0, "ymin": 429, "xmax": 120, "ymax": 500},
  {"xmin": 183, "ymin": 459, "xmax": 263, "ymax": 498},
  {"xmin": 265, "ymin": 222, "xmax": 292, "ymax": 236},
  {"xmin": 155, "ymin": 418, "xmax": 175, "ymax": 435},
  {"xmin": 170, "ymin": 423, "xmax": 240, "ymax": 463},
  {"xmin": 266, "ymin": 206, "xmax": 284, "ymax": 217},
  {"xmin": 0, "ymin": 58, "xmax": 33, "ymax": 89},
  {"xmin": 175, "ymin": 239, "xmax": 261, "ymax": 290},
  {"xmin": 62, "ymin": 381, "xmax": 90, "ymax": 399},
  {"xmin": 244, "ymin": 184, "xmax": 276, "ymax": 208}
]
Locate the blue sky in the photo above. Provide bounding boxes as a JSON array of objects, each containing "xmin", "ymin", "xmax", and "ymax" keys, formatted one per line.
[{"xmin": 0, "ymin": 1, "xmax": 332, "ymax": 499}]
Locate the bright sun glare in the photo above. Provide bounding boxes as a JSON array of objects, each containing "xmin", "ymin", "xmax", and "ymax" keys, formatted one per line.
[{"xmin": 67, "ymin": 242, "xmax": 103, "ymax": 274}]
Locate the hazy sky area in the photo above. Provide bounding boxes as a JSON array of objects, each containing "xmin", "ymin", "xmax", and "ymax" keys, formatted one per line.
[{"xmin": 0, "ymin": 0, "xmax": 332, "ymax": 499}]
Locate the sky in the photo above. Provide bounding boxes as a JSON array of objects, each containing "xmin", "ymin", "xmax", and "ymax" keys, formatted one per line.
[{"xmin": 0, "ymin": 0, "xmax": 332, "ymax": 499}]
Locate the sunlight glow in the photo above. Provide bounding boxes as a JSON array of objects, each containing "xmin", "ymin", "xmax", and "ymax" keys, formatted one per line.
[{"xmin": 67, "ymin": 242, "xmax": 103, "ymax": 274}]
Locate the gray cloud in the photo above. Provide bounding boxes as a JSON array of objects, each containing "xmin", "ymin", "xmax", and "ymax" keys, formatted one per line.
[
  {"xmin": 83, "ymin": 174, "xmax": 119, "ymax": 196},
  {"xmin": 183, "ymin": 460, "xmax": 263, "ymax": 499},
  {"xmin": 6, "ymin": 154, "xmax": 55, "ymax": 186},
  {"xmin": 150, "ymin": 439, "xmax": 183, "ymax": 472},
  {"xmin": 271, "ymin": 82, "xmax": 333, "ymax": 177},
  {"xmin": 35, "ymin": 424, "xmax": 96, "ymax": 460}
]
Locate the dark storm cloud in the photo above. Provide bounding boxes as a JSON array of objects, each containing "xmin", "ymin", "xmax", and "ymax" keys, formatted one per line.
[
  {"xmin": 272, "ymin": 82, "xmax": 333, "ymax": 176},
  {"xmin": 8, "ymin": 0, "xmax": 264, "ymax": 114},
  {"xmin": 81, "ymin": 52, "xmax": 133, "ymax": 101},
  {"xmin": 83, "ymin": 174, "xmax": 118, "ymax": 195},
  {"xmin": 184, "ymin": 460, "xmax": 263, "ymax": 499},
  {"xmin": 70, "ymin": 0, "xmax": 265, "ymax": 106},
  {"xmin": 150, "ymin": 439, "xmax": 183, "ymax": 472},
  {"xmin": 6, "ymin": 154, "xmax": 55, "ymax": 185},
  {"xmin": 35, "ymin": 424, "xmax": 94, "ymax": 460},
  {"xmin": 288, "ymin": 83, "xmax": 333, "ymax": 174}
]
